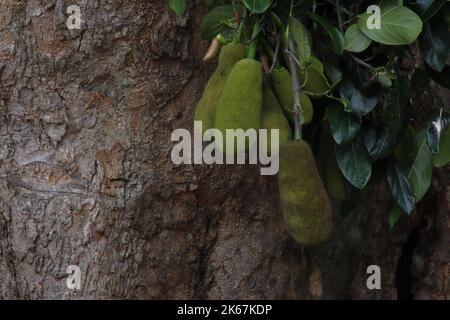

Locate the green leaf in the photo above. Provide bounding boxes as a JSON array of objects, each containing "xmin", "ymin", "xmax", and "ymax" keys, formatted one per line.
[
  {"xmin": 275, "ymin": 0, "xmax": 313, "ymax": 21},
  {"xmin": 309, "ymin": 13, "xmax": 345, "ymax": 54},
  {"xmin": 327, "ymin": 102, "xmax": 361, "ymax": 145},
  {"xmin": 386, "ymin": 157, "xmax": 415, "ymax": 214},
  {"xmin": 419, "ymin": 17, "xmax": 450, "ymax": 72},
  {"xmin": 288, "ymin": 17, "xmax": 311, "ymax": 65},
  {"xmin": 200, "ymin": 5, "xmax": 236, "ymax": 40},
  {"xmin": 318, "ymin": 43, "xmax": 343, "ymax": 84},
  {"xmin": 415, "ymin": 0, "xmax": 446, "ymax": 21},
  {"xmin": 336, "ymin": 136, "xmax": 372, "ymax": 189},
  {"xmin": 367, "ymin": 75, "xmax": 411, "ymax": 161},
  {"xmin": 339, "ymin": 80, "xmax": 378, "ymax": 117},
  {"xmin": 434, "ymin": 126, "xmax": 450, "ymax": 167},
  {"xmin": 340, "ymin": 54, "xmax": 371, "ymax": 91},
  {"xmin": 327, "ymin": 95, "xmax": 352, "ymax": 112},
  {"xmin": 379, "ymin": 0, "xmax": 404, "ymax": 11},
  {"xmin": 344, "ymin": 24, "xmax": 372, "ymax": 53},
  {"xmin": 406, "ymin": 130, "xmax": 434, "ymax": 203},
  {"xmin": 308, "ymin": 56, "xmax": 324, "ymax": 73},
  {"xmin": 243, "ymin": 0, "xmax": 272, "ymax": 14},
  {"xmin": 357, "ymin": 6, "xmax": 423, "ymax": 45},
  {"xmin": 169, "ymin": 0, "xmax": 187, "ymax": 16}
]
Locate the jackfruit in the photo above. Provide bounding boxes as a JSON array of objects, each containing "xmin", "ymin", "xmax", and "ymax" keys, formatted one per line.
[
  {"xmin": 278, "ymin": 140, "xmax": 333, "ymax": 245},
  {"xmin": 318, "ymin": 125, "xmax": 347, "ymax": 201},
  {"xmin": 271, "ymin": 68, "xmax": 313, "ymax": 125},
  {"xmin": 194, "ymin": 43, "xmax": 247, "ymax": 133},
  {"xmin": 260, "ymin": 84, "xmax": 292, "ymax": 154},
  {"xmin": 215, "ymin": 58, "xmax": 263, "ymax": 156}
]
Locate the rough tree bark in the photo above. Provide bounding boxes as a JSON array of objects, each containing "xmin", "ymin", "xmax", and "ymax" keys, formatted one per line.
[{"xmin": 0, "ymin": 0, "xmax": 448, "ymax": 300}]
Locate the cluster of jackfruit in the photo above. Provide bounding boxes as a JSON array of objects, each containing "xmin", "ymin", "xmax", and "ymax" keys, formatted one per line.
[
  {"xmin": 194, "ymin": 43, "xmax": 333, "ymax": 246},
  {"xmin": 194, "ymin": 43, "xmax": 248, "ymax": 134}
]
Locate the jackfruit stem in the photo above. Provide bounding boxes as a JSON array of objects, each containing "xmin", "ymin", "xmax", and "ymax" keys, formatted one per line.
[
  {"xmin": 261, "ymin": 38, "xmax": 281, "ymax": 74},
  {"xmin": 288, "ymin": 35, "xmax": 303, "ymax": 140}
]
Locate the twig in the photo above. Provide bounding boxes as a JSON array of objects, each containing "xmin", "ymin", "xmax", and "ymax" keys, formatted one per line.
[
  {"xmin": 335, "ymin": 0, "xmax": 344, "ymax": 33},
  {"xmin": 349, "ymin": 53, "xmax": 376, "ymax": 71},
  {"xmin": 269, "ymin": 39, "xmax": 280, "ymax": 75},
  {"xmin": 288, "ymin": 35, "xmax": 303, "ymax": 140},
  {"xmin": 285, "ymin": 49, "xmax": 303, "ymax": 69}
]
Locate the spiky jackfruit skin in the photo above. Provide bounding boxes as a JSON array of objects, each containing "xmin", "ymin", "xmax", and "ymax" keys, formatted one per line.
[
  {"xmin": 260, "ymin": 84, "xmax": 291, "ymax": 154},
  {"xmin": 271, "ymin": 68, "xmax": 313, "ymax": 126},
  {"xmin": 215, "ymin": 59, "xmax": 263, "ymax": 156},
  {"xmin": 194, "ymin": 43, "xmax": 247, "ymax": 133},
  {"xmin": 278, "ymin": 140, "xmax": 333, "ymax": 246},
  {"xmin": 318, "ymin": 126, "xmax": 347, "ymax": 201}
]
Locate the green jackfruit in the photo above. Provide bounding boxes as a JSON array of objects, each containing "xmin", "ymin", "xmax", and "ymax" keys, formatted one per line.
[
  {"xmin": 271, "ymin": 68, "xmax": 313, "ymax": 126},
  {"xmin": 278, "ymin": 140, "xmax": 333, "ymax": 245},
  {"xmin": 215, "ymin": 58, "xmax": 263, "ymax": 156},
  {"xmin": 260, "ymin": 84, "xmax": 292, "ymax": 154},
  {"xmin": 194, "ymin": 43, "xmax": 247, "ymax": 133},
  {"xmin": 318, "ymin": 125, "xmax": 347, "ymax": 201}
]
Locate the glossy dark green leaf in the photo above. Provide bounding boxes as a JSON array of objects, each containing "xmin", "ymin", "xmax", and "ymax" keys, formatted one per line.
[
  {"xmin": 407, "ymin": 130, "xmax": 434, "ymax": 203},
  {"xmin": 339, "ymin": 80, "xmax": 379, "ymax": 117},
  {"xmin": 318, "ymin": 43, "xmax": 343, "ymax": 84},
  {"xmin": 386, "ymin": 157, "xmax": 415, "ymax": 214},
  {"xmin": 309, "ymin": 13, "xmax": 345, "ymax": 54},
  {"xmin": 358, "ymin": 6, "xmax": 423, "ymax": 45},
  {"xmin": 243, "ymin": 0, "xmax": 272, "ymax": 14},
  {"xmin": 419, "ymin": 17, "xmax": 450, "ymax": 72},
  {"xmin": 367, "ymin": 75, "xmax": 411, "ymax": 161},
  {"xmin": 327, "ymin": 102, "xmax": 361, "ymax": 145},
  {"xmin": 169, "ymin": 0, "xmax": 187, "ymax": 15},
  {"xmin": 275, "ymin": 0, "xmax": 313, "ymax": 21},
  {"xmin": 336, "ymin": 136, "xmax": 372, "ymax": 189},
  {"xmin": 340, "ymin": 54, "xmax": 373, "ymax": 91},
  {"xmin": 200, "ymin": 5, "xmax": 236, "ymax": 40},
  {"xmin": 382, "ymin": 74, "xmax": 411, "ymax": 125},
  {"xmin": 415, "ymin": 0, "xmax": 446, "ymax": 21}
]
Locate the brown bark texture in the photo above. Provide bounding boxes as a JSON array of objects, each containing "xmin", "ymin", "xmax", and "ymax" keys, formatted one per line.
[{"xmin": 0, "ymin": 0, "xmax": 448, "ymax": 300}]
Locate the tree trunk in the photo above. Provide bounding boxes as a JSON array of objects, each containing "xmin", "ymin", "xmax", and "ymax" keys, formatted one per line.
[{"xmin": 0, "ymin": 0, "xmax": 448, "ymax": 300}]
